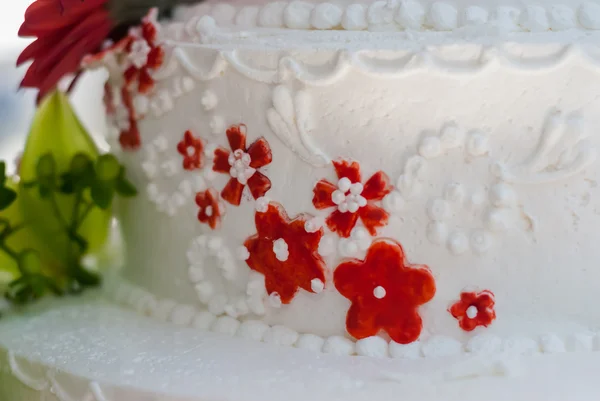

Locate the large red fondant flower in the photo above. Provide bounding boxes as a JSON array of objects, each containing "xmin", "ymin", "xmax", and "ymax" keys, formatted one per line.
[
  {"xmin": 334, "ymin": 239, "xmax": 436, "ymax": 344},
  {"xmin": 449, "ymin": 290, "xmax": 496, "ymax": 332},
  {"xmin": 213, "ymin": 125, "xmax": 273, "ymax": 206},
  {"xmin": 177, "ymin": 130, "xmax": 205, "ymax": 171},
  {"xmin": 313, "ymin": 159, "xmax": 392, "ymax": 238},
  {"xmin": 123, "ymin": 10, "xmax": 164, "ymax": 95},
  {"xmin": 196, "ymin": 188, "xmax": 224, "ymax": 230},
  {"xmin": 244, "ymin": 202, "xmax": 326, "ymax": 304},
  {"xmin": 17, "ymin": 0, "xmax": 113, "ymax": 101}
]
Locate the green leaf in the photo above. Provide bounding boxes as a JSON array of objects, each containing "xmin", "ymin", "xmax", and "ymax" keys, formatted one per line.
[
  {"xmin": 96, "ymin": 154, "xmax": 120, "ymax": 182},
  {"xmin": 0, "ymin": 187, "xmax": 17, "ymax": 211},
  {"xmin": 0, "ymin": 162, "xmax": 6, "ymax": 186},
  {"xmin": 90, "ymin": 181, "xmax": 114, "ymax": 210},
  {"xmin": 36, "ymin": 153, "xmax": 56, "ymax": 180},
  {"xmin": 71, "ymin": 265, "xmax": 101, "ymax": 287},
  {"xmin": 115, "ymin": 168, "xmax": 137, "ymax": 197},
  {"xmin": 18, "ymin": 249, "xmax": 42, "ymax": 275}
]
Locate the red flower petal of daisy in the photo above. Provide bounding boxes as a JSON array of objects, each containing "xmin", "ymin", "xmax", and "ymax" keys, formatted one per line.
[
  {"xmin": 247, "ymin": 171, "xmax": 272, "ymax": 200},
  {"xmin": 18, "ymin": 0, "xmax": 113, "ymax": 101},
  {"xmin": 326, "ymin": 210, "xmax": 360, "ymax": 238},
  {"xmin": 244, "ymin": 202, "xmax": 326, "ymax": 304},
  {"xmin": 449, "ymin": 290, "xmax": 497, "ymax": 332},
  {"xmin": 221, "ymin": 178, "xmax": 245, "ymax": 206},
  {"xmin": 226, "ymin": 124, "xmax": 247, "ymax": 152},
  {"xmin": 312, "ymin": 180, "xmax": 337, "ymax": 209},
  {"xmin": 333, "ymin": 159, "xmax": 362, "ymax": 182},
  {"xmin": 361, "ymin": 171, "xmax": 393, "ymax": 201},
  {"xmin": 358, "ymin": 204, "xmax": 390, "ymax": 236}
]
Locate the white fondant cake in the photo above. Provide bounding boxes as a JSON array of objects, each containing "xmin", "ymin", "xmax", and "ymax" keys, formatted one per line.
[{"xmin": 87, "ymin": 0, "xmax": 600, "ymax": 359}]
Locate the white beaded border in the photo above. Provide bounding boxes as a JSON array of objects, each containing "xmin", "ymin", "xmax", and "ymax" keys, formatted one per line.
[
  {"xmin": 177, "ymin": 0, "xmax": 600, "ymax": 33},
  {"xmin": 104, "ymin": 275, "xmax": 600, "ymax": 359}
]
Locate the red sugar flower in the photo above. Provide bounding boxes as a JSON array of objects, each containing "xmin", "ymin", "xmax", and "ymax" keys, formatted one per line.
[
  {"xmin": 334, "ymin": 239, "xmax": 436, "ymax": 344},
  {"xmin": 244, "ymin": 202, "xmax": 326, "ymax": 305},
  {"xmin": 17, "ymin": 0, "xmax": 113, "ymax": 101},
  {"xmin": 313, "ymin": 159, "xmax": 392, "ymax": 238},
  {"xmin": 213, "ymin": 125, "xmax": 273, "ymax": 206},
  {"xmin": 177, "ymin": 130, "xmax": 205, "ymax": 171},
  {"xmin": 196, "ymin": 189, "xmax": 224, "ymax": 230},
  {"xmin": 449, "ymin": 290, "xmax": 496, "ymax": 332},
  {"xmin": 117, "ymin": 87, "xmax": 141, "ymax": 150},
  {"xmin": 123, "ymin": 10, "xmax": 164, "ymax": 95}
]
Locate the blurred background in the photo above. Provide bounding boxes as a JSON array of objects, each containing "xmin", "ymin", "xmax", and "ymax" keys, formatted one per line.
[{"xmin": 0, "ymin": 0, "xmax": 108, "ymax": 171}]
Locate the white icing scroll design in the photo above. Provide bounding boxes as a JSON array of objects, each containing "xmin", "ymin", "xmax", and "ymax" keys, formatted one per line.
[
  {"xmin": 8, "ymin": 351, "xmax": 48, "ymax": 391},
  {"xmin": 493, "ymin": 111, "xmax": 596, "ymax": 184},
  {"xmin": 267, "ymin": 85, "xmax": 330, "ymax": 167}
]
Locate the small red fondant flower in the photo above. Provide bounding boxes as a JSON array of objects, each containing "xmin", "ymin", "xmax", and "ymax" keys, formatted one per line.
[
  {"xmin": 313, "ymin": 159, "xmax": 392, "ymax": 238},
  {"xmin": 449, "ymin": 290, "xmax": 496, "ymax": 332},
  {"xmin": 334, "ymin": 239, "xmax": 436, "ymax": 344},
  {"xmin": 177, "ymin": 130, "xmax": 205, "ymax": 171},
  {"xmin": 117, "ymin": 88, "xmax": 141, "ymax": 150},
  {"xmin": 123, "ymin": 10, "xmax": 164, "ymax": 95},
  {"xmin": 17, "ymin": 0, "xmax": 113, "ymax": 101},
  {"xmin": 244, "ymin": 202, "xmax": 326, "ymax": 304},
  {"xmin": 196, "ymin": 188, "xmax": 224, "ymax": 230},
  {"xmin": 213, "ymin": 124, "xmax": 273, "ymax": 206}
]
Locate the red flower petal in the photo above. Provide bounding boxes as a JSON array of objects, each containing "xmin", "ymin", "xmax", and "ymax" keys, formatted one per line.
[
  {"xmin": 119, "ymin": 125, "xmax": 141, "ymax": 150},
  {"xmin": 384, "ymin": 309, "xmax": 424, "ymax": 344},
  {"xmin": 213, "ymin": 147, "xmax": 231, "ymax": 174},
  {"xmin": 124, "ymin": 66, "xmax": 139, "ymax": 87},
  {"xmin": 333, "ymin": 159, "xmax": 361, "ymax": 183},
  {"xmin": 19, "ymin": 0, "xmax": 108, "ymax": 36},
  {"xmin": 346, "ymin": 301, "xmax": 380, "ymax": 340},
  {"xmin": 312, "ymin": 180, "xmax": 337, "ymax": 209},
  {"xmin": 247, "ymin": 138, "xmax": 273, "ymax": 168},
  {"xmin": 177, "ymin": 131, "xmax": 204, "ymax": 171},
  {"xmin": 137, "ymin": 67, "xmax": 155, "ymax": 94},
  {"xmin": 221, "ymin": 178, "xmax": 245, "ymax": 206},
  {"xmin": 358, "ymin": 204, "xmax": 389, "ymax": 236},
  {"xmin": 226, "ymin": 125, "xmax": 247, "ymax": 152},
  {"xmin": 254, "ymin": 203, "xmax": 288, "ymax": 239},
  {"xmin": 358, "ymin": 203, "xmax": 390, "ymax": 236},
  {"xmin": 362, "ymin": 171, "xmax": 393, "ymax": 201},
  {"xmin": 326, "ymin": 210, "xmax": 359, "ymax": 238},
  {"xmin": 247, "ymin": 171, "xmax": 272, "ymax": 200},
  {"xmin": 146, "ymin": 46, "xmax": 164, "ymax": 70},
  {"xmin": 244, "ymin": 203, "xmax": 326, "ymax": 304}
]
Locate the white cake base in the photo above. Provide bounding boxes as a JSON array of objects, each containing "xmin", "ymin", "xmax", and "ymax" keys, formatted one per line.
[{"xmin": 0, "ymin": 293, "xmax": 598, "ymax": 401}]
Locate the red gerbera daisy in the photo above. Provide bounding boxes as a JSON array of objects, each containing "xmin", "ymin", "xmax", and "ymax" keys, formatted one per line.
[
  {"xmin": 313, "ymin": 159, "xmax": 392, "ymax": 238},
  {"xmin": 213, "ymin": 124, "xmax": 273, "ymax": 206},
  {"xmin": 17, "ymin": 0, "xmax": 113, "ymax": 101}
]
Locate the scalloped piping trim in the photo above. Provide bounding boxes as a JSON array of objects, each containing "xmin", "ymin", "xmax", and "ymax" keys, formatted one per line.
[
  {"xmin": 174, "ymin": 1, "xmax": 600, "ymax": 33},
  {"xmin": 103, "ymin": 275, "xmax": 600, "ymax": 359}
]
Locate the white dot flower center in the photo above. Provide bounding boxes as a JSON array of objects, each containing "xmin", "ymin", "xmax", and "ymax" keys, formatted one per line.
[
  {"xmin": 273, "ymin": 238, "xmax": 289, "ymax": 262},
  {"xmin": 331, "ymin": 177, "xmax": 367, "ymax": 213},
  {"xmin": 466, "ymin": 305, "xmax": 478, "ymax": 319},
  {"xmin": 228, "ymin": 149, "xmax": 256, "ymax": 185},
  {"xmin": 204, "ymin": 206, "xmax": 213, "ymax": 217},
  {"xmin": 373, "ymin": 286, "xmax": 386, "ymax": 299},
  {"xmin": 129, "ymin": 39, "xmax": 151, "ymax": 68}
]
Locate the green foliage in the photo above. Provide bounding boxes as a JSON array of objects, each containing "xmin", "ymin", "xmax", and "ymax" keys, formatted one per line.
[{"xmin": 0, "ymin": 91, "xmax": 137, "ymax": 309}]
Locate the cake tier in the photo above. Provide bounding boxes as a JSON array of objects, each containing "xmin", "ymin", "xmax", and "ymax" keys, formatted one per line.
[{"xmin": 98, "ymin": 3, "xmax": 600, "ymax": 357}]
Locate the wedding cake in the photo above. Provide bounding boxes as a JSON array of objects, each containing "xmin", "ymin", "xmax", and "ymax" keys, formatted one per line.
[{"xmin": 2, "ymin": 0, "xmax": 600, "ymax": 399}]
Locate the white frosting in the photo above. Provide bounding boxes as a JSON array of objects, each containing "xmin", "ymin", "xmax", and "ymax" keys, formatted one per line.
[
  {"xmin": 101, "ymin": 1, "xmax": 600, "ymax": 363},
  {"xmin": 355, "ymin": 336, "xmax": 389, "ymax": 357}
]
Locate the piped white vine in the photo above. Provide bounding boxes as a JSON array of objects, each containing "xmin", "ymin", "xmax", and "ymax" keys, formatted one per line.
[
  {"xmin": 492, "ymin": 111, "xmax": 596, "ymax": 184},
  {"xmin": 267, "ymin": 85, "xmax": 330, "ymax": 167}
]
